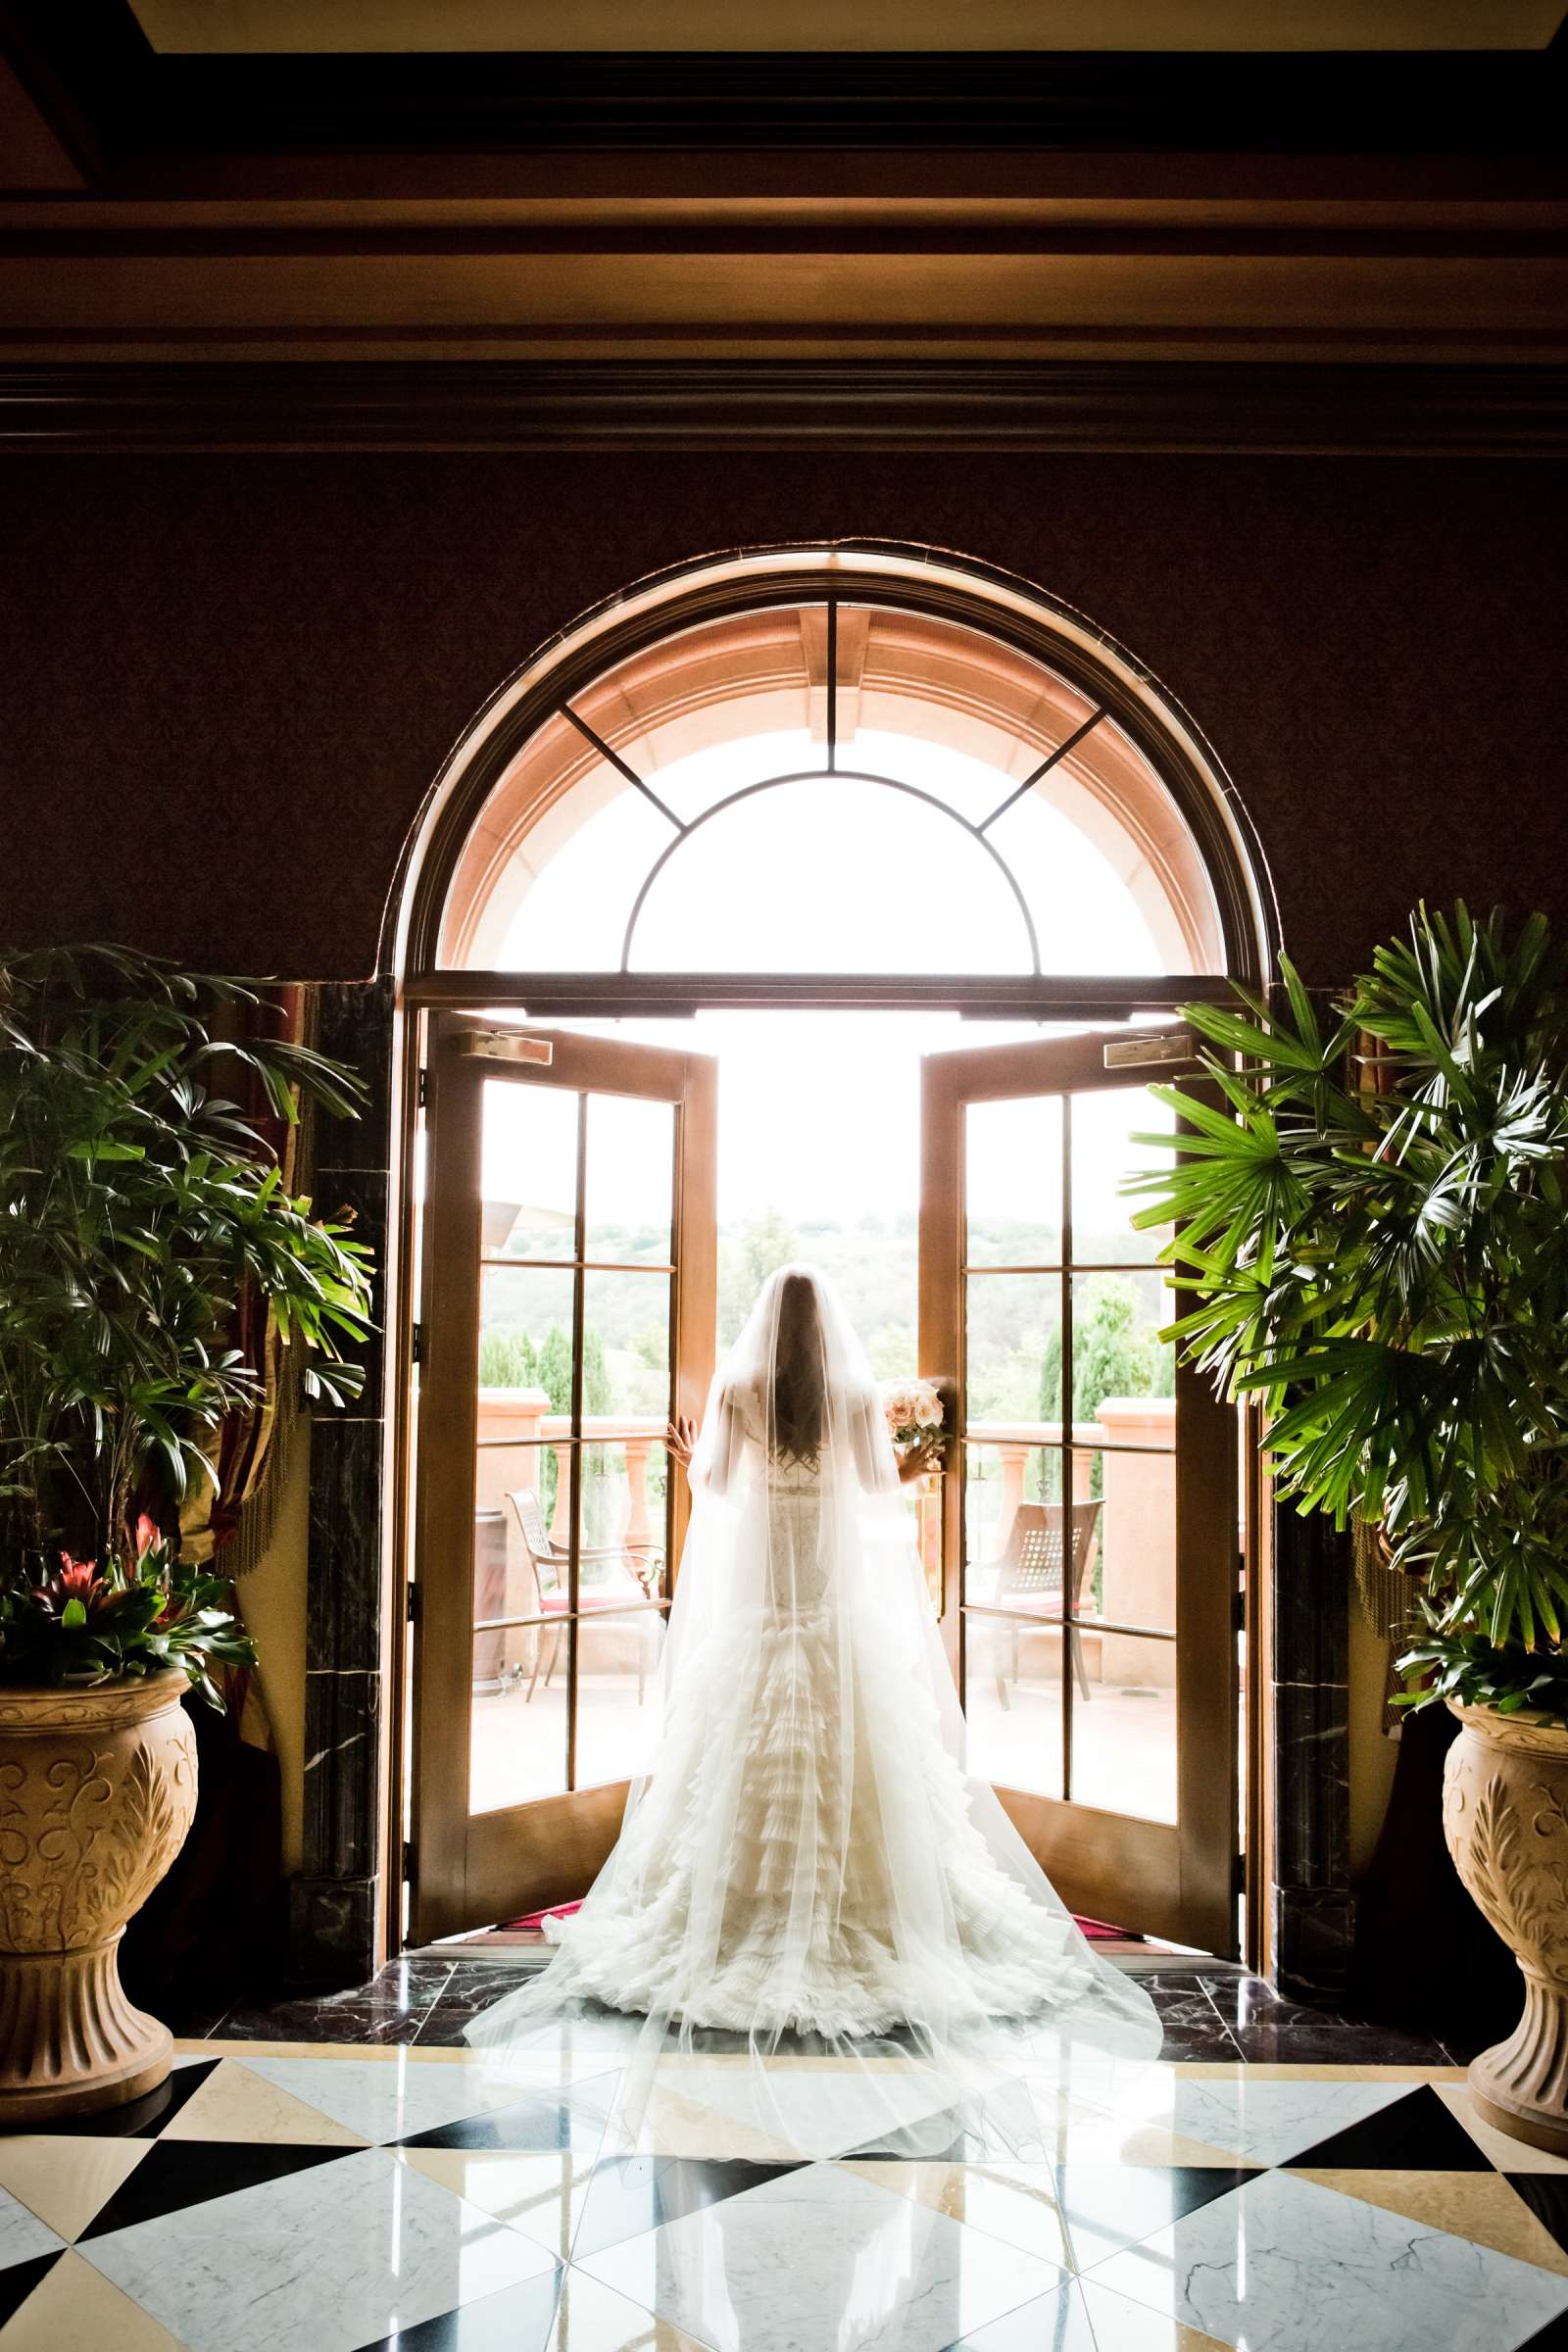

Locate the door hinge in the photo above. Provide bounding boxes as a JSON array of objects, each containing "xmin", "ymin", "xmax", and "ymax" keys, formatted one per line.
[
  {"xmin": 1233, "ymin": 1583, "xmax": 1247, "ymax": 1634},
  {"xmin": 403, "ymin": 1841, "xmax": 417, "ymax": 1886},
  {"xmin": 1102, "ymin": 1029, "xmax": 1196, "ymax": 1071},
  {"xmin": 459, "ymin": 1030, "xmax": 554, "ymax": 1067},
  {"xmin": 417, "ymin": 1066, "xmax": 430, "ymax": 1108},
  {"xmin": 411, "ymin": 1322, "xmax": 424, "ymax": 1367},
  {"xmin": 406, "ymin": 1583, "xmax": 420, "ymax": 1625},
  {"xmin": 1233, "ymin": 1851, "xmax": 1246, "ymax": 1896}
]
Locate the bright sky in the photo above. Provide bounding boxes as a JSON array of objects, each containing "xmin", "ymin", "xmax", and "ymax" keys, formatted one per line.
[{"xmin": 486, "ymin": 728, "xmax": 1184, "ymax": 1229}]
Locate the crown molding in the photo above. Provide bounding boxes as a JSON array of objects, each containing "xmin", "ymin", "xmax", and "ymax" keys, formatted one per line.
[{"xmin": 2, "ymin": 358, "xmax": 1564, "ymax": 453}]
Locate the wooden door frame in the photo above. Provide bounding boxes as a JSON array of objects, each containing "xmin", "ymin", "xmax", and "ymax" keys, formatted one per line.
[
  {"xmin": 409, "ymin": 1012, "xmax": 715, "ymax": 1941},
  {"xmin": 919, "ymin": 1024, "xmax": 1240, "ymax": 1958},
  {"xmin": 390, "ymin": 979, "xmax": 1259, "ymax": 1966}
]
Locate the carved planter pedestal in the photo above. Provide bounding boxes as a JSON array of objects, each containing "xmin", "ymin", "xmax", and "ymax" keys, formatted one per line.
[
  {"xmin": 0, "ymin": 1670, "xmax": 198, "ymax": 2125},
  {"xmin": 1444, "ymin": 1699, "xmax": 1568, "ymax": 2155}
]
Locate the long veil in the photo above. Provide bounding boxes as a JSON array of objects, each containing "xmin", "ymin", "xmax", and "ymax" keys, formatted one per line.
[{"xmin": 466, "ymin": 1264, "xmax": 1160, "ymax": 2161}]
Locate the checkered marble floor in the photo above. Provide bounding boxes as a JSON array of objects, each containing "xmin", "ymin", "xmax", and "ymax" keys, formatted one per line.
[{"xmin": 3, "ymin": 2037, "xmax": 1568, "ymax": 2351}]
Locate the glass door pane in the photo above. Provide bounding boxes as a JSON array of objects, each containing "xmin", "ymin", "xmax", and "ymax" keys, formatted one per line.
[
  {"xmin": 414, "ymin": 1019, "xmax": 715, "ymax": 1940},
  {"xmin": 926, "ymin": 1031, "xmax": 1237, "ymax": 1953},
  {"xmin": 470, "ymin": 1073, "xmax": 677, "ymax": 1804}
]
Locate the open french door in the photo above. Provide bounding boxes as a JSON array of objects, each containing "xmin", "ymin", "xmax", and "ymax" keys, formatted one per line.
[
  {"xmin": 410, "ymin": 1017, "xmax": 716, "ymax": 1941},
  {"xmin": 920, "ymin": 1028, "xmax": 1239, "ymax": 1957}
]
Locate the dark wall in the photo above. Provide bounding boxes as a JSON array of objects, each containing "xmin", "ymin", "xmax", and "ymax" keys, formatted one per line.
[{"xmin": 4, "ymin": 453, "xmax": 1563, "ymax": 982}]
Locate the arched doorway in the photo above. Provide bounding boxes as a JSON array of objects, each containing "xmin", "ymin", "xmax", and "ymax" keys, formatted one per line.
[{"xmin": 396, "ymin": 544, "xmax": 1272, "ymax": 1959}]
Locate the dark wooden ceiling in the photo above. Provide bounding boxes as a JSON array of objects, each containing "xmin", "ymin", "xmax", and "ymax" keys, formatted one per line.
[{"xmin": 1, "ymin": 1, "xmax": 1564, "ymax": 449}]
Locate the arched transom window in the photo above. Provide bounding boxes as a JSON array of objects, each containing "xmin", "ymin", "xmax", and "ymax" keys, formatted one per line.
[{"xmin": 433, "ymin": 564, "xmax": 1247, "ymax": 986}]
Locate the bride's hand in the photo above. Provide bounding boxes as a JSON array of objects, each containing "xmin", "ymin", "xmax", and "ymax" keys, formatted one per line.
[
  {"xmin": 897, "ymin": 1436, "xmax": 943, "ymax": 1486},
  {"xmin": 666, "ymin": 1414, "xmax": 699, "ymax": 1474}
]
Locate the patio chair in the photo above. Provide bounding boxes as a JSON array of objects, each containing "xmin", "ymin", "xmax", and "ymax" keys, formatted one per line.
[
  {"xmin": 504, "ymin": 1486, "xmax": 663, "ymax": 1703},
  {"xmin": 981, "ymin": 1499, "xmax": 1102, "ymax": 1710}
]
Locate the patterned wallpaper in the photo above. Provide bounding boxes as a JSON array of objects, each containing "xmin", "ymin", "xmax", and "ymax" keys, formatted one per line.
[{"xmin": 3, "ymin": 452, "xmax": 1564, "ymax": 983}]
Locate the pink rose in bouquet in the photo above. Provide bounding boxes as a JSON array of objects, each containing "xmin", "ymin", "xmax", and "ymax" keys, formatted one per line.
[{"xmin": 879, "ymin": 1377, "xmax": 946, "ymax": 1457}]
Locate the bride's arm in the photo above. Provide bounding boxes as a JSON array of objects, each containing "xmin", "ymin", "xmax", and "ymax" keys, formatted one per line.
[{"xmin": 667, "ymin": 1388, "xmax": 744, "ymax": 1497}]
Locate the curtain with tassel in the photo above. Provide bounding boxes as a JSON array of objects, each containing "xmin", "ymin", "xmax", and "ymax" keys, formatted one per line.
[
  {"xmin": 1348, "ymin": 1025, "xmax": 1424, "ymax": 1731},
  {"xmin": 1346, "ymin": 1028, "xmax": 1516, "ymax": 2037},
  {"xmin": 122, "ymin": 984, "xmax": 312, "ymax": 2020}
]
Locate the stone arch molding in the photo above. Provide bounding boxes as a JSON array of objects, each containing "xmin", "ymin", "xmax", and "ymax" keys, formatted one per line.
[{"xmin": 393, "ymin": 543, "xmax": 1274, "ymax": 987}]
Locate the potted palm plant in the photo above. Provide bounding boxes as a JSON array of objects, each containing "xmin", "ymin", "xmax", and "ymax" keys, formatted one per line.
[
  {"xmin": 1131, "ymin": 903, "xmax": 1568, "ymax": 2154},
  {"xmin": 0, "ymin": 946, "xmax": 372, "ymax": 2122}
]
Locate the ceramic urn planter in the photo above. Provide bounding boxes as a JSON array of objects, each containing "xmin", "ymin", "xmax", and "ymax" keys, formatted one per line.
[
  {"xmin": 0, "ymin": 1668, "xmax": 197, "ymax": 2125},
  {"xmin": 1443, "ymin": 1698, "xmax": 1568, "ymax": 2154}
]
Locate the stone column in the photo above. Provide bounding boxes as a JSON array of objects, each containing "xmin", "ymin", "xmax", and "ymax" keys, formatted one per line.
[
  {"xmin": 1272, "ymin": 1503, "xmax": 1353, "ymax": 1998},
  {"xmin": 291, "ymin": 978, "xmax": 395, "ymax": 1988}
]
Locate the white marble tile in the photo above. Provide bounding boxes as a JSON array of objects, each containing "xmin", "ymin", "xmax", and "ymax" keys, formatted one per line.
[
  {"xmin": 0, "ymin": 2185, "xmax": 63, "ymax": 2273},
  {"xmin": 1059, "ymin": 2072, "xmax": 1418, "ymax": 2168},
  {"xmin": 546, "ymin": 2266, "xmax": 710, "ymax": 2351},
  {"xmin": 940, "ymin": 2275, "xmax": 1101, "ymax": 2350},
  {"xmin": 398, "ymin": 2148, "xmax": 598, "ymax": 2262},
  {"xmin": 579, "ymin": 2157, "xmax": 1063, "ymax": 2352},
  {"xmin": 1075, "ymin": 2278, "xmax": 1240, "ymax": 2351},
  {"xmin": 79, "ymin": 2144, "xmax": 561, "ymax": 2352},
  {"xmin": 1089, "ymin": 2168, "xmax": 1568, "ymax": 2352},
  {"xmin": 229, "ymin": 2052, "xmax": 612, "ymax": 2147},
  {"xmin": 946, "ymin": 2273, "xmax": 1235, "ymax": 2352},
  {"xmin": 836, "ymin": 2160, "xmax": 1072, "ymax": 2268}
]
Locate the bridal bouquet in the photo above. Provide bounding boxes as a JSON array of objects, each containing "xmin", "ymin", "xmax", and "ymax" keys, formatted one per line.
[{"xmin": 880, "ymin": 1377, "xmax": 947, "ymax": 1460}]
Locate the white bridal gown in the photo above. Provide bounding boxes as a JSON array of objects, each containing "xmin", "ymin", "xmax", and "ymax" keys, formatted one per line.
[{"xmin": 467, "ymin": 1264, "xmax": 1159, "ymax": 2160}]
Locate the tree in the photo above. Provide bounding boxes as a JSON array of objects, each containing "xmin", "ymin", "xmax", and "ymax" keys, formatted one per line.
[
  {"xmin": 1038, "ymin": 1274, "xmax": 1172, "ymax": 1427},
  {"xmin": 536, "ymin": 1324, "xmax": 571, "ymax": 1414},
  {"xmin": 718, "ymin": 1209, "xmax": 802, "ymax": 1346},
  {"xmin": 477, "ymin": 1328, "xmax": 538, "ymax": 1388},
  {"xmin": 744, "ymin": 1206, "xmax": 799, "ymax": 1291}
]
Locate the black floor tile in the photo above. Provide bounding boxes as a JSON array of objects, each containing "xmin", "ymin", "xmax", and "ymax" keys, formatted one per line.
[
  {"xmin": 396, "ymin": 2076, "xmax": 620, "ymax": 2156},
  {"xmin": 1144, "ymin": 1982, "xmax": 1227, "ymax": 2035},
  {"xmin": 1508, "ymin": 2176, "xmax": 1568, "ymax": 2259},
  {"xmin": 358, "ymin": 2265, "xmax": 564, "ymax": 2352},
  {"xmin": 1284, "ymin": 2082, "xmax": 1492, "ymax": 2173},
  {"xmin": 0, "ymin": 2251, "xmax": 62, "ymax": 2328},
  {"xmin": 79, "ymin": 2138, "xmax": 356, "ymax": 2239},
  {"xmin": 1197, "ymin": 1975, "xmax": 1450, "ymax": 2065},
  {"xmin": 1233, "ymin": 2022, "xmax": 1452, "ymax": 2065},
  {"xmin": 573, "ymin": 2154, "xmax": 804, "ymax": 2259},
  {"xmin": 34, "ymin": 2057, "xmax": 221, "ymax": 2140},
  {"xmin": 218, "ymin": 1958, "xmax": 456, "ymax": 2046},
  {"xmin": 1153, "ymin": 2025, "xmax": 1247, "ymax": 2061},
  {"xmin": 163, "ymin": 2001, "xmax": 233, "ymax": 2039},
  {"xmin": 412, "ymin": 1963, "xmax": 536, "ymax": 2047}
]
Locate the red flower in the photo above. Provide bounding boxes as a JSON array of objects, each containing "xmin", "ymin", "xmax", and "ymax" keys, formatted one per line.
[
  {"xmin": 34, "ymin": 1553, "xmax": 112, "ymax": 1620},
  {"xmin": 134, "ymin": 1515, "xmax": 161, "ymax": 1561}
]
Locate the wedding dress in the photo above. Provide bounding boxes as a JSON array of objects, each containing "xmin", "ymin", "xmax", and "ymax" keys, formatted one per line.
[{"xmin": 467, "ymin": 1264, "xmax": 1159, "ymax": 2158}]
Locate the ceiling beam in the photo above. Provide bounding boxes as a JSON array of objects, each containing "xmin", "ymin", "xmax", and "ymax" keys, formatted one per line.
[
  {"xmin": 3, "ymin": 18, "xmax": 1566, "ymax": 181},
  {"xmin": 2, "ymin": 358, "xmax": 1564, "ymax": 453}
]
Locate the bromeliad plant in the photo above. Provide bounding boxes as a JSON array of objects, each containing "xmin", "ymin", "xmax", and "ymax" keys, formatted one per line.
[
  {"xmin": 0, "ymin": 945, "xmax": 375, "ymax": 1700},
  {"xmin": 2, "ymin": 1515, "xmax": 258, "ymax": 1704},
  {"xmin": 1127, "ymin": 903, "xmax": 1568, "ymax": 1726}
]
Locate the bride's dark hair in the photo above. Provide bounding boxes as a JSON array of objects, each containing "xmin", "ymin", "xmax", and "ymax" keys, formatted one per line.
[{"xmin": 767, "ymin": 1268, "xmax": 828, "ymax": 1470}]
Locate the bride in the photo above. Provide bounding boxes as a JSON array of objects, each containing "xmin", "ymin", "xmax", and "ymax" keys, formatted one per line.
[{"xmin": 467, "ymin": 1263, "xmax": 1158, "ymax": 2158}]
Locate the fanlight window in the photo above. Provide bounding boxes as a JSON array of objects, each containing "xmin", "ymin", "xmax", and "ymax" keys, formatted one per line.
[{"xmin": 438, "ymin": 598, "xmax": 1225, "ymax": 979}]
